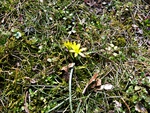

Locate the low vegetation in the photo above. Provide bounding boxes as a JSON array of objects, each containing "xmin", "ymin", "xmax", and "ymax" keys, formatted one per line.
[{"xmin": 0, "ymin": 0, "xmax": 150, "ymax": 112}]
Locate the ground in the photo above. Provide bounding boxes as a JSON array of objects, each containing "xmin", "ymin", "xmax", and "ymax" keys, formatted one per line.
[{"xmin": 0, "ymin": 0, "xmax": 150, "ymax": 113}]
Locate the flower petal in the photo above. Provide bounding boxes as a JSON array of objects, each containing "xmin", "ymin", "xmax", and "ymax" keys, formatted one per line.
[
  {"xmin": 80, "ymin": 48, "xmax": 87, "ymax": 51},
  {"xmin": 64, "ymin": 41, "xmax": 72, "ymax": 49},
  {"xmin": 74, "ymin": 53, "xmax": 78, "ymax": 57},
  {"xmin": 76, "ymin": 44, "xmax": 80, "ymax": 49},
  {"xmin": 79, "ymin": 52, "xmax": 86, "ymax": 57},
  {"xmin": 69, "ymin": 50, "xmax": 75, "ymax": 53}
]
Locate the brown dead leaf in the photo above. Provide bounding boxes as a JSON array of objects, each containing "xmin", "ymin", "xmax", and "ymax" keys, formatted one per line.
[
  {"xmin": 61, "ymin": 63, "xmax": 75, "ymax": 72},
  {"xmin": 82, "ymin": 73, "xmax": 100, "ymax": 94},
  {"xmin": 61, "ymin": 66, "xmax": 68, "ymax": 72},
  {"xmin": 24, "ymin": 77, "xmax": 37, "ymax": 84},
  {"xmin": 60, "ymin": 63, "xmax": 75, "ymax": 81},
  {"xmin": 84, "ymin": 0, "xmax": 96, "ymax": 7},
  {"xmin": 96, "ymin": 78, "xmax": 101, "ymax": 86},
  {"xmin": 135, "ymin": 103, "xmax": 148, "ymax": 113},
  {"xmin": 91, "ymin": 78, "xmax": 101, "ymax": 88},
  {"xmin": 88, "ymin": 73, "xmax": 99, "ymax": 84}
]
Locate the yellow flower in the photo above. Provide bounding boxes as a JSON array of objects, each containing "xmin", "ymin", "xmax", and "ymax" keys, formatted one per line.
[
  {"xmin": 64, "ymin": 41, "xmax": 72, "ymax": 49},
  {"xmin": 69, "ymin": 41, "xmax": 87, "ymax": 57},
  {"xmin": 64, "ymin": 41, "xmax": 87, "ymax": 57}
]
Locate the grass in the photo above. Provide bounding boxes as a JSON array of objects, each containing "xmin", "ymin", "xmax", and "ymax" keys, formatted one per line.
[{"xmin": 0, "ymin": 0, "xmax": 150, "ymax": 112}]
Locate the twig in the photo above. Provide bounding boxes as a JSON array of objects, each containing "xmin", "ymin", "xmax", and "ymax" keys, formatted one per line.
[
  {"xmin": 121, "ymin": 97, "xmax": 131, "ymax": 113},
  {"xmin": 24, "ymin": 91, "xmax": 29, "ymax": 113}
]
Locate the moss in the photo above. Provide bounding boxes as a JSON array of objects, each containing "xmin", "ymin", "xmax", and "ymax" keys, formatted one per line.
[{"xmin": 114, "ymin": 37, "xmax": 126, "ymax": 47}]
